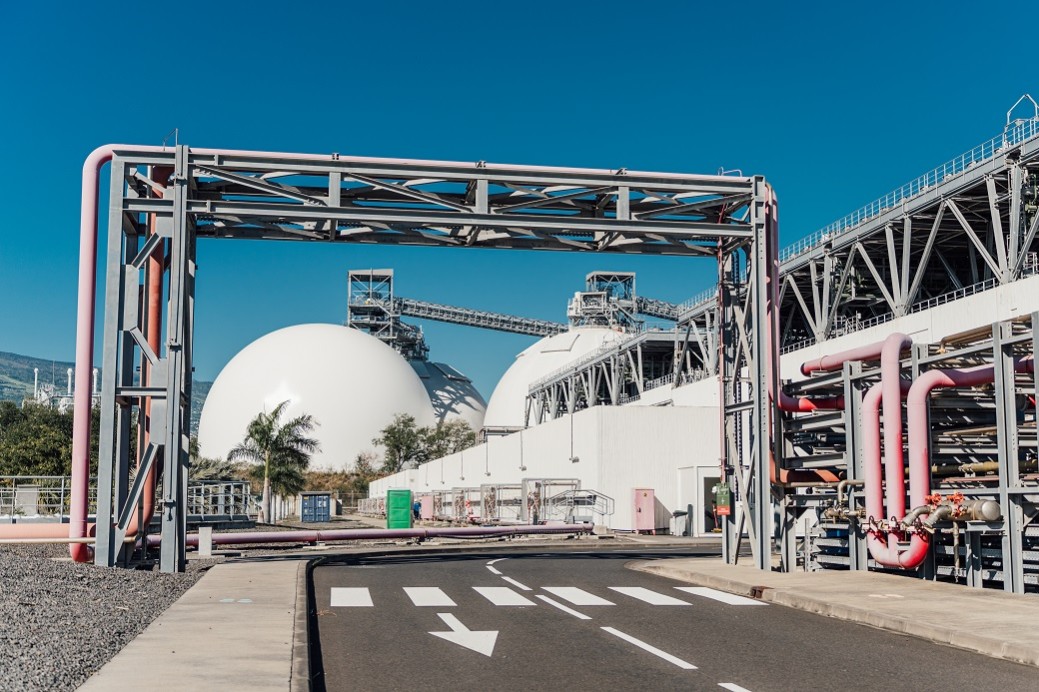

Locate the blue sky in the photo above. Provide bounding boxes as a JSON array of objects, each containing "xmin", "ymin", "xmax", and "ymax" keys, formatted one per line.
[{"xmin": 1, "ymin": 2, "xmax": 1035, "ymax": 398}]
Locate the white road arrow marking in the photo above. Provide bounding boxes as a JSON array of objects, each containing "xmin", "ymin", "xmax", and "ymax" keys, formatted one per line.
[{"xmin": 429, "ymin": 613, "xmax": 498, "ymax": 657}]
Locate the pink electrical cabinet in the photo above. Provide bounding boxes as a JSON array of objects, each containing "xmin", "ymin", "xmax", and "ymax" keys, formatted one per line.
[
  {"xmin": 633, "ymin": 488, "xmax": 657, "ymax": 534},
  {"xmin": 418, "ymin": 493, "xmax": 434, "ymax": 520}
]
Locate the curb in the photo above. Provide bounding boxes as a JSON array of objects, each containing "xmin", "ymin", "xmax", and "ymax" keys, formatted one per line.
[
  {"xmin": 290, "ymin": 559, "xmax": 314, "ymax": 692},
  {"xmin": 633, "ymin": 562, "xmax": 1039, "ymax": 668}
]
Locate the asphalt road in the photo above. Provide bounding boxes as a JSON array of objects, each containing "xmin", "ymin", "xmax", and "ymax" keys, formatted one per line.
[{"xmin": 311, "ymin": 547, "xmax": 1037, "ymax": 692}]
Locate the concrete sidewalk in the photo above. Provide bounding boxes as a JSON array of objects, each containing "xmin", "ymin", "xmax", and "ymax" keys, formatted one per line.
[
  {"xmin": 78, "ymin": 559, "xmax": 308, "ymax": 691},
  {"xmin": 635, "ymin": 558, "xmax": 1039, "ymax": 667}
]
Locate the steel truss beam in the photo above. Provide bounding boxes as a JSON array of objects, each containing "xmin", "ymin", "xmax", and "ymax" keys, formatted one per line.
[
  {"xmin": 677, "ymin": 131, "xmax": 1039, "ymax": 352},
  {"xmin": 91, "ymin": 146, "xmax": 774, "ymax": 572}
]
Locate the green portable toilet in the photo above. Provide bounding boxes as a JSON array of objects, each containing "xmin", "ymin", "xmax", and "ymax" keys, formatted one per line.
[{"xmin": 386, "ymin": 489, "xmax": 413, "ymax": 529}]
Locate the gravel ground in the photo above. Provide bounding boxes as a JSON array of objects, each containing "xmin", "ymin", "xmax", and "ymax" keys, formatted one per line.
[
  {"xmin": 0, "ymin": 543, "xmax": 212, "ymax": 692},
  {"xmin": 0, "ymin": 516, "xmax": 379, "ymax": 691},
  {"xmin": 0, "ymin": 516, "xmax": 584, "ymax": 691}
]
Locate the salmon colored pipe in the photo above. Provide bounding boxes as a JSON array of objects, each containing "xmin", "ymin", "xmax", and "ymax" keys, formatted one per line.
[
  {"xmin": 862, "ymin": 381, "xmax": 921, "ymax": 567},
  {"xmin": 800, "ymin": 339, "xmax": 911, "ymax": 378},
  {"xmin": 147, "ymin": 523, "xmax": 592, "ymax": 548},
  {"xmin": 127, "ymin": 165, "xmax": 173, "ymax": 543},
  {"xmin": 866, "ymin": 356, "xmax": 1033, "ymax": 568}
]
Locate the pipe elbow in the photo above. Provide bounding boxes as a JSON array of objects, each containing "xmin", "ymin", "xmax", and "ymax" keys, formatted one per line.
[{"xmin": 83, "ymin": 144, "xmax": 117, "ymax": 175}]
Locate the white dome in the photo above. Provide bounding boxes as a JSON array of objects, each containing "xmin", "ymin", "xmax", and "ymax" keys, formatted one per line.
[
  {"xmin": 410, "ymin": 360, "xmax": 486, "ymax": 431},
  {"xmin": 483, "ymin": 327, "xmax": 626, "ymax": 430},
  {"xmin": 198, "ymin": 324, "xmax": 435, "ymax": 472}
]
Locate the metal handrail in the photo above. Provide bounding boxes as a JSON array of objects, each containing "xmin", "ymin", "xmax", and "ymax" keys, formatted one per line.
[
  {"xmin": 779, "ymin": 118, "xmax": 1039, "ymax": 263},
  {"xmin": 676, "ymin": 117, "xmax": 1039, "ymax": 318}
]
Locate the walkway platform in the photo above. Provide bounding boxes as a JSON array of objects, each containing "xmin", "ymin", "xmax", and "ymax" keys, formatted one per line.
[
  {"xmin": 635, "ymin": 558, "xmax": 1039, "ymax": 667},
  {"xmin": 78, "ymin": 559, "xmax": 308, "ymax": 691}
]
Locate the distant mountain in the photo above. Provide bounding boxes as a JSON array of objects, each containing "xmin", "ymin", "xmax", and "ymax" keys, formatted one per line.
[
  {"xmin": 0, "ymin": 351, "xmax": 212, "ymax": 434},
  {"xmin": 0, "ymin": 351, "xmax": 75, "ymax": 402}
]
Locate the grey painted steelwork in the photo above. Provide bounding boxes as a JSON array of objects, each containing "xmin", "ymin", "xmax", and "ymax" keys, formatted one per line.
[
  {"xmin": 398, "ymin": 297, "xmax": 566, "ymax": 337},
  {"xmin": 91, "ymin": 147, "xmax": 773, "ymax": 571},
  {"xmin": 347, "ymin": 268, "xmax": 567, "ymax": 351},
  {"xmin": 524, "ymin": 113, "xmax": 1039, "ymax": 576},
  {"xmin": 678, "ymin": 116, "xmax": 1039, "ymax": 353},
  {"xmin": 348, "ymin": 268, "xmax": 678, "ymax": 353},
  {"xmin": 569, "ymin": 271, "xmax": 641, "ymax": 330},
  {"xmin": 636, "ymin": 295, "xmax": 680, "ymax": 321},
  {"xmin": 525, "ymin": 330, "xmax": 710, "ymax": 423},
  {"xmin": 347, "ymin": 269, "xmax": 430, "ymax": 360}
]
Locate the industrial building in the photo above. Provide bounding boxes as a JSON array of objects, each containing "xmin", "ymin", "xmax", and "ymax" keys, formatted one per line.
[
  {"xmin": 20, "ymin": 96, "xmax": 1034, "ymax": 594},
  {"xmin": 370, "ymin": 101, "xmax": 1039, "ymax": 593}
]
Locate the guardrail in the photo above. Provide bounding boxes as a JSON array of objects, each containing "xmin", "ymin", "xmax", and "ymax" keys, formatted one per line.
[
  {"xmin": 0, "ymin": 476, "xmax": 97, "ymax": 519},
  {"xmin": 779, "ymin": 118, "xmax": 1039, "ymax": 263},
  {"xmin": 0, "ymin": 475, "xmax": 253, "ymax": 521}
]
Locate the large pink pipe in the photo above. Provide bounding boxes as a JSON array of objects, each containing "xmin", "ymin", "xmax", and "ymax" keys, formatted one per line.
[
  {"xmin": 867, "ymin": 355, "xmax": 1033, "ymax": 568},
  {"xmin": 862, "ymin": 381, "xmax": 922, "ymax": 567},
  {"xmin": 879, "ymin": 334, "xmax": 913, "ymax": 519},
  {"xmin": 801, "ymin": 339, "xmax": 911, "ymax": 377},
  {"xmin": 147, "ymin": 523, "xmax": 592, "ymax": 548}
]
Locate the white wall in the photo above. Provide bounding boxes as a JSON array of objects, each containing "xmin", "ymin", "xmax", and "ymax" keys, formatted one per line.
[
  {"xmin": 373, "ymin": 276, "xmax": 1039, "ymax": 535},
  {"xmin": 371, "ymin": 406, "xmax": 720, "ymax": 534}
]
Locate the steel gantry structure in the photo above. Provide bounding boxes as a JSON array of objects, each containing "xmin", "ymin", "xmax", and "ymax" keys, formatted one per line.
[
  {"xmin": 524, "ymin": 102, "xmax": 1039, "ymax": 579},
  {"xmin": 347, "ymin": 268, "xmax": 568, "ymax": 362},
  {"xmin": 528, "ymin": 112, "xmax": 1039, "ymax": 422},
  {"xmin": 75, "ymin": 145, "xmax": 775, "ymax": 572},
  {"xmin": 678, "ymin": 110, "xmax": 1039, "ymax": 353},
  {"xmin": 347, "ymin": 268, "xmax": 680, "ymax": 362}
]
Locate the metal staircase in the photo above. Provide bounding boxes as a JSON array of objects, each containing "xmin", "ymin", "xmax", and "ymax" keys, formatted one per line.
[{"xmin": 542, "ymin": 488, "xmax": 615, "ymax": 524}]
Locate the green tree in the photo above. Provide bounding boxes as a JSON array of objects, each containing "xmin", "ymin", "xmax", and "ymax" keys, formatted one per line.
[
  {"xmin": 188, "ymin": 434, "xmax": 245, "ymax": 481},
  {"xmin": 349, "ymin": 451, "xmax": 380, "ymax": 495},
  {"xmin": 372, "ymin": 413, "xmax": 423, "ymax": 474},
  {"xmin": 419, "ymin": 420, "xmax": 477, "ymax": 461},
  {"xmin": 227, "ymin": 401, "xmax": 319, "ymax": 523},
  {"xmin": 0, "ymin": 402, "xmax": 100, "ymax": 476},
  {"xmin": 303, "ymin": 452, "xmax": 381, "ymax": 500}
]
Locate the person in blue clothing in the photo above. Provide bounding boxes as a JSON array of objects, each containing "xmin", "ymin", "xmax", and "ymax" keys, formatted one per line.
[{"xmin": 412, "ymin": 498, "xmax": 422, "ymax": 521}]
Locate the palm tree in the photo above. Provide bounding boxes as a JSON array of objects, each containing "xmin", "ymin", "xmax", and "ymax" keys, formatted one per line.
[{"xmin": 228, "ymin": 401, "xmax": 319, "ymax": 523}]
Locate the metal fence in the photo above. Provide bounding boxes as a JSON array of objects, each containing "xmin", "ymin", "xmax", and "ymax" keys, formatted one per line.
[
  {"xmin": 0, "ymin": 475, "xmax": 253, "ymax": 522},
  {"xmin": 0, "ymin": 476, "xmax": 97, "ymax": 519},
  {"xmin": 185, "ymin": 480, "xmax": 253, "ymax": 520}
]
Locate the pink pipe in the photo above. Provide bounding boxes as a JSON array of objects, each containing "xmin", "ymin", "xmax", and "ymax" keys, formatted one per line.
[
  {"xmin": 800, "ymin": 339, "xmax": 910, "ymax": 377},
  {"xmin": 147, "ymin": 523, "xmax": 592, "ymax": 548},
  {"xmin": 879, "ymin": 334, "xmax": 913, "ymax": 519},
  {"xmin": 868, "ymin": 356, "xmax": 1034, "ymax": 568},
  {"xmin": 862, "ymin": 381, "xmax": 923, "ymax": 567}
]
